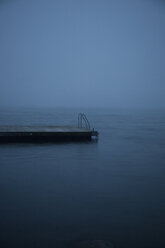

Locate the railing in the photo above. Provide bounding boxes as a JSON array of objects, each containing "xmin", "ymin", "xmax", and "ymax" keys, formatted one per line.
[{"xmin": 78, "ymin": 113, "xmax": 90, "ymax": 130}]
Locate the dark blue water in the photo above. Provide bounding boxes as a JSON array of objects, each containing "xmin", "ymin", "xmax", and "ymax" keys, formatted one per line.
[{"xmin": 0, "ymin": 107, "xmax": 165, "ymax": 248}]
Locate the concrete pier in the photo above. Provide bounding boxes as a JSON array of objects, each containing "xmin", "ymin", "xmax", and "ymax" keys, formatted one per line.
[{"xmin": 0, "ymin": 126, "xmax": 98, "ymax": 142}]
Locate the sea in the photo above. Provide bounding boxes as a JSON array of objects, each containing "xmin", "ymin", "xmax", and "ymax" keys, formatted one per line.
[{"xmin": 0, "ymin": 107, "xmax": 165, "ymax": 248}]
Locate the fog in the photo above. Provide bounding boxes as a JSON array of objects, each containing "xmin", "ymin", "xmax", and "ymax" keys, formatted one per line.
[{"xmin": 0, "ymin": 0, "xmax": 165, "ymax": 108}]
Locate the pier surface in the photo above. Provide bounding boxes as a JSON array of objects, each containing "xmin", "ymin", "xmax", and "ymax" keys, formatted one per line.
[{"xmin": 0, "ymin": 126, "xmax": 98, "ymax": 142}]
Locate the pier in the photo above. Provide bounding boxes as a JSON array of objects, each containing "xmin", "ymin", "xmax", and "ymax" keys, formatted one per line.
[{"xmin": 0, "ymin": 114, "xmax": 98, "ymax": 143}]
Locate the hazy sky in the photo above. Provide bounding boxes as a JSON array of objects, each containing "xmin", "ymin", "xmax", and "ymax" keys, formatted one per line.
[{"xmin": 0, "ymin": 0, "xmax": 165, "ymax": 108}]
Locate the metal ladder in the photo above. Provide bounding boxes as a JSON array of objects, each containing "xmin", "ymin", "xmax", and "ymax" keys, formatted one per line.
[{"xmin": 78, "ymin": 113, "xmax": 90, "ymax": 130}]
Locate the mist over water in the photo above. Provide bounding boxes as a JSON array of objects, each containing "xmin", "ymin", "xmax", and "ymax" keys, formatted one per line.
[
  {"xmin": 0, "ymin": 0, "xmax": 165, "ymax": 247},
  {"xmin": 0, "ymin": 0, "xmax": 165, "ymax": 109},
  {"xmin": 0, "ymin": 107, "xmax": 165, "ymax": 248}
]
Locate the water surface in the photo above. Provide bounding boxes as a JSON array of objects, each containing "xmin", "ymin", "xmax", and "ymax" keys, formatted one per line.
[{"xmin": 0, "ymin": 107, "xmax": 165, "ymax": 248}]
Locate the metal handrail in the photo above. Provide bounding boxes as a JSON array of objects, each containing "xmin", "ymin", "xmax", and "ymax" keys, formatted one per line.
[{"xmin": 78, "ymin": 113, "xmax": 90, "ymax": 130}]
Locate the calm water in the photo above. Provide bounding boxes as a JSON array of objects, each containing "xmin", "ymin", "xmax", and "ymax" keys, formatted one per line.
[{"xmin": 0, "ymin": 107, "xmax": 165, "ymax": 248}]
